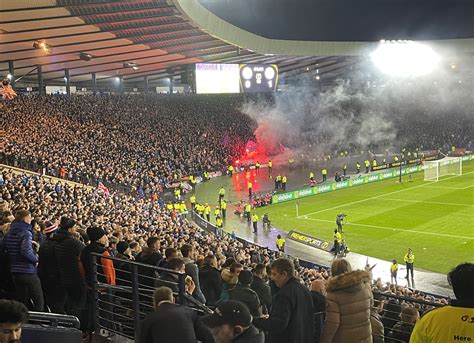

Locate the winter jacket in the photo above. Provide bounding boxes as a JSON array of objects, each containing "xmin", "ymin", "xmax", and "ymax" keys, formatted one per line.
[
  {"xmin": 199, "ymin": 264, "xmax": 223, "ymax": 307},
  {"xmin": 136, "ymin": 247, "xmax": 163, "ymax": 288},
  {"xmin": 182, "ymin": 256, "xmax": 206, "ymax": 304},
  {"xmin": 221, "ymin": 267, "xmax": 238, "ymax": 289},
  {"xmin": 228, "ymin": 284, "xmax": 261, "ymax": 317},
  {"xmin": 320, "ymin": 270, "xmax": 373, "ymax": 343},
  {"xmin": 4, "ymin": 220, "xmax": 37, "ymax": 274},
  {"xmin": 139, "ymin": 302, "xmax": 213, "ymax": 343},
  {"xmin": 80, "ymin": 242, "xmax": 116, "ymax": 287},
  {"xmin": 38, "ymin": 235, "xmax": 59, "ymax": 284},
  {"xmin": 251, "ymin": 275, "xmax": 272, "ymax": 310},
  {"xmin": 235, "ymin": 325, "xmax": 265, "ymax": 343},
  {"xmin": 386, "ymin": 321, "xmax": 414, "ymax": 343},
  {"xmin": 370, "ymin": 308, "xmax": 385, "ymax": 343},
  {"xmin": 54, "ymin": 228, "xmax": 85, "ymax": 287},
  {"xmin": 253, "ymin": 277, "xmax": 315, "ymax": 343}
]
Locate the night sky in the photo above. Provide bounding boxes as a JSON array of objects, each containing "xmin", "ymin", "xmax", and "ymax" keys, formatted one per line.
[{"xmin": 199, "ymin": 0, "xmax": 474, "ymax": 41}]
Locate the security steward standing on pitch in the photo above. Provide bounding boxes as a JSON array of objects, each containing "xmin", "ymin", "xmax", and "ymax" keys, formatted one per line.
[
  {"xmin": 343, "ymin": 164, "xmax": 347, "ymax": 177},
  {"xmin": 282, "ymin": 175, "xmax": 287, "ymax": 191},
  {"xmin": 364, "ymin": 160, "xmax": 370, "ymax": 173},
  {"xmin": 251, "ymin": 213, "xmax": 259, "ymax": 234},
  {"xmin": 322, "ymin": 168, "xmax": 328, "ymax": 182},
  {"xmin": 220, "ymin": 200, "xmax": 227, "ymax": 220},
  {"xmin": 404, "ymin": 248, "xmax": 415, "ymax": 288},
  {"xmin": 333, "ymin": 230, "xmax": 342, "ymax": 257},
  {"xmin": 356, "ymin": 162, "xmax": 361, "ymax": 174}
]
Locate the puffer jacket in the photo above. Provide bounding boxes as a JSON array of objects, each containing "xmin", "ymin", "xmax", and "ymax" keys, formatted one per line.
[
  {"xmin": 321, "ymin": 270, "xmax": 373, "ymax": 343},
  {"xmin": 4, "ymin": 220, "xmax": 38, "ymax": 274}
]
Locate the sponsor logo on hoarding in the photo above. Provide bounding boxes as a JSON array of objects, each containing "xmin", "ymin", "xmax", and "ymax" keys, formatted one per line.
[
  {"xmin": 298, "ymin": 188, "xmax": 313, "ymax": 197},
  {"xmin": 331, "ymin": 183, "xmax": 337, "ymax": 190},
  {"xmin": 319, "ymin": 185, "xmax": 331, "ymax": 192},
  {"xmin": 275, "ymin": 193, "xmax": 293, "ymax": 202},
  {"xmin": 335, "ymin": 181, "xmax": 348, "ymax": 189},
  {"xmin": 352, "ymin": 178, "xmax": 364, "ymax": 185},
  {"xmin": 364, "ymin": 176, "xmax": 369, "ymax": 183},
  {"xmin": 288, "ymin": 230, "xmax": 334, "ymax": 252},
  {"xmin": 382, "ymin": 172, "xmax": 392, "ymax": 179},
  {"xmin": 368, "ymin": 175, "xmax": 379, "ymax": 182}
]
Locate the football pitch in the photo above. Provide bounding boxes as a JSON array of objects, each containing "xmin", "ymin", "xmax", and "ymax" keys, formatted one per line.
[{"xmin": 253, "ymin": 161, "xmax": 474, "ymax": 274}]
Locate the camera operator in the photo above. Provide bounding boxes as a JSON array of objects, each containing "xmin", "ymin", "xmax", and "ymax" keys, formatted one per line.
[{"xmin": 336, "ymin": 213, "xmax": 346, "ymax": 233}]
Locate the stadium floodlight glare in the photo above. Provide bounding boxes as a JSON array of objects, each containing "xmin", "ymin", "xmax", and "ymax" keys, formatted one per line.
[
  {"xmin": 33, "ymin": 41, "xmax": 52, "ymax": 54},
  {"xmin": 371, "ymin": 40, "xmax": 440, "ymax": 77}
]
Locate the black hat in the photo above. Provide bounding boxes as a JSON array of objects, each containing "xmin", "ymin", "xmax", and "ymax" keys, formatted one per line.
[
  {"xmin": 87, "ymin": 227, "xmax": 106, "ymax": 242},
  {"xmin": 117, "ymin": 241, "xmax": 129, "ymax": 254},
  {"xmin": 202, "ymin": 300, "xmax": 252, "ymax": 328},
  {"xmin": 238, "ymin": 270, "xmax": 253, "ymax": 285},
  {"xmin": 60, "ymin": 216, "xmax": 76, "ymax": 230}
]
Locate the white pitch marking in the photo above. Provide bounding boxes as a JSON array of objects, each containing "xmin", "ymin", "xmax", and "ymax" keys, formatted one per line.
[
  {"xmin": 298, "ymin": 171, "xmax": 474, "ymax": 218},
  {"xmin": 297, "ymin": 217, "xmax": 474, "ymax": 240},
  {"xmin": 377, "ymin": 198, "xmax": 474, "ymax": 207}
]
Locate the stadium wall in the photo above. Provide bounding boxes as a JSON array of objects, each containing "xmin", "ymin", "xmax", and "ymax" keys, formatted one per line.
[{"xmin": 272, "ymin": 154, "xmax": 473, "ymax": 204}]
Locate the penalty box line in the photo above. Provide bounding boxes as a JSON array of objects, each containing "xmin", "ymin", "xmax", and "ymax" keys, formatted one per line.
[
  {"xmin": 297, "ymin": 171, "xmax": 474, "ymax": 219},
  {"xmin": 297, "ymin": 217, "xmax": 474, "ymax": 240}
]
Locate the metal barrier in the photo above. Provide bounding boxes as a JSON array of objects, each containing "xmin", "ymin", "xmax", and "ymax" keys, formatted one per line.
[{"xmin": 90, "ymin": 252, "xmax": 193, "ymax": 341}]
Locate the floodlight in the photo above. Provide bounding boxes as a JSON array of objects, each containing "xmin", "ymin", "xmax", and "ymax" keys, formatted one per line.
[
  {"xmin": 7, "ymin": 73, "xmax": 12, "ymax": 80},
  {"xmin": 371, "ymin": 41, "xmax": 440, "ymax": 77},
  {"xmin": 33, "ymin": 41, "xmax": 52, "ymax": 54},
  {"xmin": 79, "ymin": 52, "xmax": 92, "ymax": 61}
]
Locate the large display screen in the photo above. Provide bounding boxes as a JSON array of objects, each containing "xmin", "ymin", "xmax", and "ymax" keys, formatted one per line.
[
  {"xmin": 240, "ymin": 64, "xmax": 278, "ymax": 92},
  {"xmin": 195, "ymin": 63, "xmax": 240, "ymax": 94}
]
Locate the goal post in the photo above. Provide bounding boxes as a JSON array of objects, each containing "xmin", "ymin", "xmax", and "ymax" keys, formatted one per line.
[{"xmin": 423, "ymin": 157, "xmax": 462, "ymax": 181}]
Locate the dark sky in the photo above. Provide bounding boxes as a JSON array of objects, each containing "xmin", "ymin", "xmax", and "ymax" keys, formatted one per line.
[{"xmin": 199, "ymin": 0, "xmax": 474, "ymax": 41}]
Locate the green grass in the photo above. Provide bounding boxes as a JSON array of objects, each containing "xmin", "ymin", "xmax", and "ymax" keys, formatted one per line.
[{"xmin": 254, "ymin": 161, "xmax": 474, "ymax": 274}]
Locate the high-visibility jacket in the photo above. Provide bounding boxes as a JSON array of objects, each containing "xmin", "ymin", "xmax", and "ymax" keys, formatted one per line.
[
  {"xmin": 356, "ymin": 163, "xmax": 361, "ymax": 169},
  {"xmin": 391, "ymin": 264, "xmax": 398, "ymax": 273},
  {"xmin": 276, "ymin": 175, "xmax": 282, "ymax": 182},
  {"xmin": 248, "ymin": 182, "xmax": 252, "ymax": 190},
  {"xmin": 410, "ymin": 306, "xmax": 474, "ymax": 343},
  {"xmin": 180, "ymin": 203, "xmax": 187, "ymax": 213},
  {"xmin": 245, "ymin": 204, "xmax": 251, "ymax": 213},
  {"xmin": 364, "ymin": 160, "xmax": 370, "ymax": 167},
  {"xmin": 255, "ymin": 162, "xmax": 260, "ymax": 168},
  {"xmin": 166, "ymin": 203, "xmax": 173, "ymax": 212},
  {"xmin": 282, "ymin": 176, "xmax": 287, "ymax": 183},
  {"xmin": 322, "ymin": 169, "xmax": 327, "ymax": 175},
  {"xmin": 221, "ymin": 201, "xmax": 227, "ymax": 210},
  {"xmin": 309, "ymin": 172, "xmax": 314, "ymax": 179},
  {"xmin": 372, "ymin": 160, "xmax": 377, "ymax": 167},
  {"xmin": 276, "ymin": 238, "xmax": 285, "ymax": 250},
  {"xmin": 334, "ymin": 232, "xmax": 342, "ymax": 244},
  {"xmin": 268, "ymin": 161, "xmax": 272, "ymax": 168},
  {"xmin": 404, "ymin": 253, "xmax": 415, "ymax": 264},
  {"xmin": 204, "ymin": 205, "xmax": 211, "ymax": 215},
  {"xmin": 214, "ymin": 208, "xmax": 220, "ymax": 218},
  {"xmin": 216, "ymin": 218, "xmax": 223, "ymax": 228},
  {"xmin": 190, "ymin": 195, "xmax": 196, "ymax": 204},
  {"xmin": 251, "ymin": 214, "xmax": 258, "ymax": 223},
  {"xmin": 219, "ymin": 188, "xmax": 225, "ymax": 196}
]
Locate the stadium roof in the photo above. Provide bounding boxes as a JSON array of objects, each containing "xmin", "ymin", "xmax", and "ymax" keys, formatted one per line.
[{"xmin": 1, "ymin": 0, "xmax": 472, "ymax": 86}]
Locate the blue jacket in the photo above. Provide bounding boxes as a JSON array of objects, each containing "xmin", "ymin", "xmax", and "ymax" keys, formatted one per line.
[{"xmin": 4, "ymin": 220, "xmax": 38, "ymax": 274}]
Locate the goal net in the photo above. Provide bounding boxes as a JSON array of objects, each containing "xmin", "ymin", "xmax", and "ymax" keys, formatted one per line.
[{"xmin": 423, "ymin": 157, "xmax": 462, "ymax": 181}]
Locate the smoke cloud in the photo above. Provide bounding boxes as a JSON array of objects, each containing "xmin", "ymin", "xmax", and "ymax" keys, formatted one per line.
[{"xmin": 241, "ymin": 66, "xmax": 473, "ymax": 162}]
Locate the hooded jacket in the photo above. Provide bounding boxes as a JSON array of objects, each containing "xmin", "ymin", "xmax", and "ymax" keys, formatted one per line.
[
  {"xmin": 321, "ymin": 270, "xmax": 373, "ymax": 343},
  {"xmin": 4, "ymin": 220, "xmax": 37, "ymax": 274}
]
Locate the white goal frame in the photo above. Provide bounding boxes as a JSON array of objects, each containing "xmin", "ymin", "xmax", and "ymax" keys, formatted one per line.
[{"xmin": 423, "ymin": 157, "xmax": 463, "ymax": 182}]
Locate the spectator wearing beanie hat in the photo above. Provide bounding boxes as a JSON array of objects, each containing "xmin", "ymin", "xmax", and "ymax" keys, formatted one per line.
[
  {"xmin": 227, "ymin": 270, "xmax": 262, "ymax": 317},
  {"xmin": 38, "ymin": 221, "xmax": 61, "ymax": 313},
  {"xmin": 114, "ymin": 241, "xmax": 132, "ymax": 288},
  {"xmin": 80, "ymin": 227, "xmax": 115, "ymax": 288},
  {"xmin": 53, "ymin": 216, "xmax": 86, "ymax": 320}
]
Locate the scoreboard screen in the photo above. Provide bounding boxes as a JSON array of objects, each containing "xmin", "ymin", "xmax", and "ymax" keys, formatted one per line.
[
  {"xmin": 195, "ymin": 63, "xmax": 240, "ymax": 94},
  {"xmin": 240, "ymin": 64, "xmax": 278, "ymax": 92}
]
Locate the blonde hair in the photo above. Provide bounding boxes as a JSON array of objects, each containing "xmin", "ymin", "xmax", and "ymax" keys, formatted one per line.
[{"xmin": 331, "ymin": 258, "xmax": 352, "ymax": 276}]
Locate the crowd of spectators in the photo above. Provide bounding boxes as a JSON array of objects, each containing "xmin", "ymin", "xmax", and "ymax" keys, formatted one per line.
[
  {"xmin": 1, "ymin": 94, "xmax": 255, "ymax": 195},
  {"xmin": 1, "ymin": 94, "xmax": 473, "ymax": 342}
]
